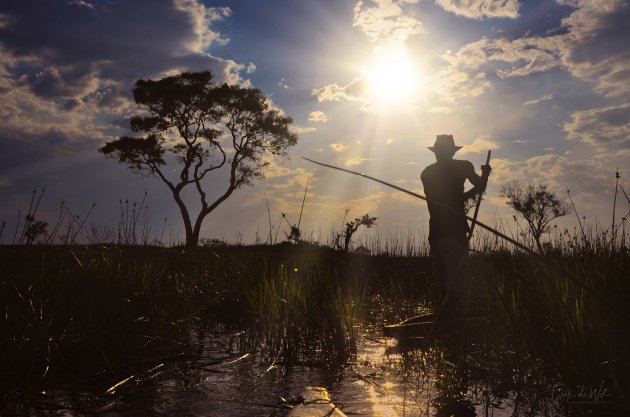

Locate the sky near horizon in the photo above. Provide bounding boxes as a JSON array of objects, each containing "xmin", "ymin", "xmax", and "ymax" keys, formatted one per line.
[{"xmin": 1, "ymin": 0, "xmax": 629, "ymax": 245}]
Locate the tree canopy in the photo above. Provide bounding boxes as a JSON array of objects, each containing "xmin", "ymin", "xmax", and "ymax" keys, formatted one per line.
[
  {"xmin": 500, "ymin": 181, "xmax": 570, "ymax": 253},
  {"xmin": 100, "ymin": 71, "xmax": 298, "ymax": 246}
]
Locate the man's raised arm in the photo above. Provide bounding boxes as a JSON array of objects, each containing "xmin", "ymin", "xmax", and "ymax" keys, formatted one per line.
[{"xmin": 463, "ymin": 161, "xmax": 491, "ymax": 200}]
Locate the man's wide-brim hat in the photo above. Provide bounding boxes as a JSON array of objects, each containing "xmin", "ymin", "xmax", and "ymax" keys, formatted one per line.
[{"xmin": 427, "ymin": 134, "xmax": 463, "ymax": 153}]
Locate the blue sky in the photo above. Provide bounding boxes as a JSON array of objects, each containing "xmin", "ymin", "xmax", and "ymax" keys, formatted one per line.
[{"xmin": 1, "ymin": 0, "xmax": 629, "ymax": 245}]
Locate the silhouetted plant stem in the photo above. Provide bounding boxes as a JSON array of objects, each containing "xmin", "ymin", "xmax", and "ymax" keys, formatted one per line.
[
  {"xmin": 159, "ymin": 217, "xmax": 167, "ymax": 245},
  {"xmin": 142, "ymin": 205, "xmax": 150, "ymax": 245},
  {"xmin": 63, "ymin": 202, "xmax": 96, "ymax": 245},
  {"xmin": 298, "ymin": 177, "xmax": 309, "ymax": 232},
  {"xmin": 566, "ymin": 189, "xmax": 586, "ymax": 243},
  {"xmin": 612, "ymin": 168, "xmax": 619, "ymax": 250},
  {"xmin": 11, "ymin": 208, "xmax": 20, "ymax": 245},
  {"xmin": 45, "ymin": 202, "xmax": 65, "ymax": 244},
  {"xmin": 17, "ymin": 188, "xmax": 37, "ymax": 245},
  {"xmin": 264, "ymin": 192, "xmax": 273, "ymax": 245}
]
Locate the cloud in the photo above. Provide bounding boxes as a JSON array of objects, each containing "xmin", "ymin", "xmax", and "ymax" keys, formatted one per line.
[
  {"xmin": 555, "ymin": 0, "xmax": 580, "ymax": 6},
  {"xmin": 0, "ymin": 0, "xmax": 249, "ymax": 154},
  {"xmin": 173, "ymin": 0, "xmax": 231, "ymax": 50},
  {"xmin": 524, "ymin": 94, "xmax": 553, "ymax": 106},
  {"xmin": 294, "ymin": 126, "xmax": 317, "ymax": 134},
  {"xmin": 440, "ymin": 36, "xmax": 563, "ymax": 77},
  {"xmin": 330, "ymin": 143, "xmax": 350, "ymax": 152},
  {"xmin": 490, "ymin": 154, "xmax": 616, "ymax": 213},
  {"xmin": 563, "ymin": 103, "xmax": 630, "ymax": 151},
  {"xmin": 353, "ymin": 0, "xmax": 423, "ymax": 45},
  {"xmin": 559, "ymin": 0, "xmax": 630, "ymax": 97},
  {"xmin": 460, "ymin": 136, "xmax": 500, "ymax": 154},
  {"xmin": 344, "ymin": 156, "xmax": 370, "ymax": 166},
  {"xmin": 436, "ymin": 0, "xmax": 630, "ymax": 100},
  {"xmin": 434, "ymin": 0, "xmax": 520, "ymax": 19},
  {"xmin": 0, "ymin": 0, "xmax": 242, "ymax": 104},
  {"xmin": 278, "ymin": 77, "xmax": 289, "ymax": 89},
  {"xmin": 246, "ymin": 62, "xmax": 256, "ymax": 74},
  {"xmin": 262, "ymin": 160, "xmax": 313, "ymax": 193},
  {"xmin": 434, "ymin": 66, "xmax": 492, "ymax": 102},
  {"xmin": 0, "ymin": 73, "xmax": 116, "ymax": 144},
  {"xmin": 0, "ymin": 1, "xmax": 233, "ymax": 74},
  {"xmin": 312, "ymin": 1, "xmax": 424, "ymax": 112},
  {"xmin": 311, "ymin": 78, "xmax": 363, "ymax": 102},
  {"xmin": 308, "ymin": 111, "xmax": 328, "ymax": 122}
]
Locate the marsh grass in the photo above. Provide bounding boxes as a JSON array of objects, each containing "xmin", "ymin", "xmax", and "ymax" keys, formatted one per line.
[
  {"xmin": 0, "ymin": 244, "xmax": 429, "ymax": 398},
  {"xmin": 1, "ymin": 228, "xmax": 629, "ymax": 415}
]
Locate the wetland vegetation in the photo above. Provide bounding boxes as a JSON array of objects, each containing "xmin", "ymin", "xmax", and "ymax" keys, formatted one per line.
[{"xmin": 1, "ymin": 227, "xmax": 629, "ymax": 416}]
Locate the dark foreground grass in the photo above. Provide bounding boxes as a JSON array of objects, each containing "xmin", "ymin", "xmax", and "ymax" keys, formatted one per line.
[
  {"xmin": 1, "ymin": 241, "xmax": 629, "ymax": 415},
  {"xmin": 0, "ymin": 244, "xmax": 429, "ymax": 395}
]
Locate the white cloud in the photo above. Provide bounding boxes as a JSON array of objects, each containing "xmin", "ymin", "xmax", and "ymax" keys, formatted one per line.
[
  {"xmin": 437, "ymin": 0, "xmax": 630, "ymax": 100},
  {"xmin": 440, "ymin": 36, "xmax": 563, "ymax": 77},
  {"xmin": 524, "ymin": 94, "xmax": 553, "ymax": 106},
  {"xmin": 555, "ymin": 0, "xmax": 580, "ymax": 6},
  {"xmin": 278, "ymin": 77, "xmax": 289, "ymax": 89},
  {"xmin": 173, "ymin": 1, "xmax": 232, "ymax": 50},
  {"xmin": 330, "ymin": 143, "xmax": 350, "ymax": 152},
  {"xmin": 433, "ymin": 66, "xmax": 492, "ymax": 102},
  {"xmin": 224, "ymin": 61, "xmax": 253, "ymax": 86},
  {"xmin": 311, "ymin": 78, "xmax": 363, "ymax": 102},
  {"xmin": 344, "ymin": 156, "xmax": 370, "ymax": 166},
  {"xmin": 308, "ymin": 111, "xmax": 328, "ymax": 122},
  {"xmin": 434, "ymin": 0, "xmax": 520, "ymax": 19},
  {"xmin": 294, "ymin": 126, "xmax": 317, "ymax": 134},
  {"xmin": 460, "ymin": 136, "xmax": 500, "ymax": 154},
  {"xmin": 353, "ymin": 0, "xmax": 423, "ymax": 45},
  {"xmin": 246, "ymin": 62, "xmax": 256, "ymax": 74}
]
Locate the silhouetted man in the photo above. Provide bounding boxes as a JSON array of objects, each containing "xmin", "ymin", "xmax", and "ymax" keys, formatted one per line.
[{"xmin": 421, "ymin": 134, "xmax": 491, "ymax": 316}]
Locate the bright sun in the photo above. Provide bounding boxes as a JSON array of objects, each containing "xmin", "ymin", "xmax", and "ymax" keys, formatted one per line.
[{"xmin": 364, "ymin": 46, "xmax": 420, "ymax": 105}]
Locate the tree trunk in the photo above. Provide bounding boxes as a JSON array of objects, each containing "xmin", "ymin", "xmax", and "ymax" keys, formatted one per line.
[
  {"xmin": 172, "ymin": 191, "xmax": 195, "ymax": 247},
  {"xmin": 189, "ymin": 183, "xmax": 239, "ymax": 247},
  {"xmin": 534, "ymin": 234, "xmax": 544, "ymax": 254},
  {"xmin": 186, "ymin": 229, "xmax": 200, "ymax": 247}
]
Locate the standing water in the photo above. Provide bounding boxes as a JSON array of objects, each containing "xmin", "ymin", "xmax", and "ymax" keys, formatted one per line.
[{"xmin": 15, "ymin": 320, "xmax": 611, "ymax": 416}]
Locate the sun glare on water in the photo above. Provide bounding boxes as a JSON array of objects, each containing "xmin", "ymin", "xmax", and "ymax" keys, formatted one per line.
[{"xmin": 364, "ymin": 46, "xmax": 421, "ymax": 106}]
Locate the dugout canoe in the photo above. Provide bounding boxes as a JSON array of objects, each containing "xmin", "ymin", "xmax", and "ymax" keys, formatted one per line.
[{"xmin": 383, "ymin": 313, "xmax": 490, "ymax": 339}]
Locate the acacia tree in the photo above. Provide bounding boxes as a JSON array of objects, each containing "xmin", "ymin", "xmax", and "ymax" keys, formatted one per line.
[
  {"xmin": 334, "ymin": 213, "xmax": 377, "ymax": 252},
  {"xmin": 100, "ymin": 71, "xmax": 298, "ymax": 246},
  {"xmin": 500, "ymin": 181, "xmax": 570, "ymax": 253}
]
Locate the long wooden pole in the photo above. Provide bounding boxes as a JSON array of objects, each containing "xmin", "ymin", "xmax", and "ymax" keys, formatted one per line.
[
  {"xmin": 468, "ymin": 150, "xmax": 492, "ymax": 240},
  {"xmin": 303, "ymin": 157, "xmax": 529, "ymax": 253}
]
